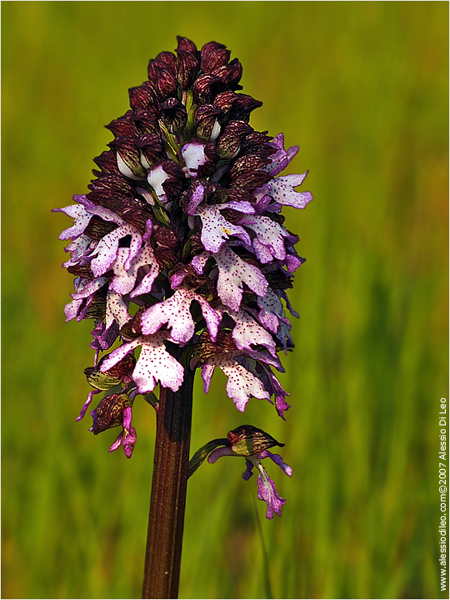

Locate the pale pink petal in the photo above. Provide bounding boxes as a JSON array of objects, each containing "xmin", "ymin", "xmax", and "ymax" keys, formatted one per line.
[
  {"xmin": 105, "ymin": 291, "xmax": 131, "ymax": 329},
  {"xmin": 185, "ymin": 184, "xmax": 205, "ymax": 215},
  {"xmin": 201, "ymin": 363, "xmax": 215, "ymax": 393},
  {"xmin": 99, "ymin": 338, "xmax": 142, "ymax": 372},
  {"xmin": 72, "ymin": 276, "xmax": 108, "ymax": 300},
  {"xmin": 181, "ymin": 141, "xmax": 207, "ymax": 178},
  {"xmin": 78, "ymin": 196, "xmax": 125, "ymax": 226},
  {"xmin": 258, "ymin": 450, "xmax": 293, "ymax": 476},
  {"xmin": 99, "ymin": 332, "xmax": 184, "ymax": 394},
  {"xmin": 109, "ymin": 432, "xmax": 124, "ymax": 452},
  {"xmin": 194, "ymin": 294, "xmax": 221, "ymax": 342},
  {"xmin": 215, "ymin": 246, "xmax": 268, "ymax": 312},
  {"xmin": 265, "ymin": 173, "xmax": 313, "ymax": 209},
  {"xmin": 240, "ymin": 215, "xmax": 287, "ymax": 262},
  {"xmin": 255, "ymin": 288, "xmax": 284, "ymax": 333},
  {"xmin": 148, "ymin": 164, "xmax": 170, "ymax": 203},
  {"xmin": 110, "ymin": 244, "xmax": 160, "ymax": 297},
  {"xmin": 64, "ymin": 298, "xmax": 84, "ymax": 322},
  {"xmin": 90, "ymin": 224, "xmax": 142, "ymax": 277},
  {"xmin": 141, "ymin": 289, "xmax": 220, "ymax": 343},
  {"xmin": 256, "ymin": 467, "xmax": 286, "ymax": 519},
  {"xmin": 54, "ymin": 204, "xmax": 92, "ymax": 240},
  {"xmin": 62, "ymin": 235, "xmax": 93, "ymax": 268},
  {"xmin": 222, "ymin": 307, "xmax": 277, "ymax": 357},
  {"xmin": 263, "ymin": 133, "xmax": 299, "ymax": 176},
  {"xmin": 132, "ymin": 333, "xmax": 184, "ymax": 393},
  {"xmin": 220, "ymin": 201, "xmax": 255, "ymax": 214},
  {"xmin": 252, "ymin": 239, "xmax": 274, "ymax": 264},
  {"xmin": 197, "ymin": 205, "xmax": 251, "ymax": 253},
  {"xmin": 204, "ymin": 355, "xmax": 270, "ymax": 412},
  {"xmin": 191, "ymin": 252, "xmax": 209, "ymax": 274}
]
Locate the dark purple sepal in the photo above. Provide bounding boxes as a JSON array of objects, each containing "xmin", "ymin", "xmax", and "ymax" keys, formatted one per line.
[
  {"xmin": 105, "ymin": 112, "xmax": 139, "ymax": 139},
  {"xmin": 195, "ymin": 105, "xmax": 223, "ymax": 140},
  {"xmin": 148, "ymin": 64, "xmax": 178, "ymax": 101},
  {"xmin": 136, "ymin": 133, "xmax": 165, "ymax": 166},
  {"xmin": 90, "ymin": 392, "xmax": 133, "ymax": 434},
  {"xmin": 241, "ymin": 132, "xmax": 276, "ymax": 160},
  {"xmin": 216, "ymin": 120, "xmax": 253, "ymax": 159},
  {"xmin": 109, "ymin": 136, "xmax": 147, "ymax": 179},
  {"xmin": 176, "ymin": 36, "xmax": 198, "ymax": 54},
  {"xmin": 200, "ymin": 41, "xmax": 231, "ymax": 73},
  {"xmin": 151, "ymin": 223, "xmax": 180, "ymax": 270},
  {"xmin": 211, "ymin": 58, "xmax": 243, "ymax": 89},
  {"xmin": 93, "ymin": 150, "xmax": 120, "ymax": 175},
  {"xmin": 128, "ymin": 81, "xmax": 159, "ymax": 111},
  {"xmin": 158, "ymin": 159, "xmax": 186, "ymax": 204},
  {"xmin": 160, "ymin": 97, "xmax": 188, "ymax": 134},
  {"xmin": 213, "ymin": 90, "xmax": 237, "ymax": 115},
  {"xmin": 176, "ymin": 49, "xmax": 199, "ymax": 89},
  {"xmin": 227, "ymin": 424, "xmax": 284, "ymax": 456},
  {"xmin": 228, "ymin": 155, "xmax": 272, "ymax": 190},
  {"xmin": 83, "ymin": 216, "xmax": 117, "ymax": 241},
  {"xmin": 229, "ymin": 94, "xmax": 263, "ymax": 122},
  {"xmin": 193, "ymin": 73, "xmax": 223, "ymax": 106}
]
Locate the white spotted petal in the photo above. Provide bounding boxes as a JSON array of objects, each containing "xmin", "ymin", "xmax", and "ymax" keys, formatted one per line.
[
  {"xmin": 99, "ymin": 332, "xmax": 184, "ymax": 394},
  {"xmin": 221, "ymin": 307, "xmax": 277, "ymax": 357},
  {"xmin": 201, "ymin": 355, "xmax": 270, "ymax": 412},
  {"xmin": 90, "ymin": 224, "xmax": 142, "ymax": 277},
  {"xmin": 110, "ymin": 244, "xmax": 160, "ymax": 297},
  {"xmin": 54, "ymin": 204, "xmax": 92, "ymax": 241},
  {"xmin": 265, "ymin": 173, "xmax": 313, "ymax": 209},
  {"xmin": 197, "ymin": 205, "xmax": 251, "ymax": 253},
  {"xmin": 240, "ymin": 215, "xmax": 288, "ymax": 263},
  {"xmin": 140, "ymin": 288, "xmax": 220, "ymax": 343},
  {"xmin": 215, "ymin": 246, "xmax": 268, "ymax": 312}
]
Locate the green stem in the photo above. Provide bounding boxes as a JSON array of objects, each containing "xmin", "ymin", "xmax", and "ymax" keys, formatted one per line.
[{"xmin": 142, "ymin": 362, "xmax": 195, "ymax": 599}]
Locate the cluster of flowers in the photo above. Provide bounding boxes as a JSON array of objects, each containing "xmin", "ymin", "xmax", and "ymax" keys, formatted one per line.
[{"xmin": 55, "ymin": 37, "xmax": 312, "ymax": 518}]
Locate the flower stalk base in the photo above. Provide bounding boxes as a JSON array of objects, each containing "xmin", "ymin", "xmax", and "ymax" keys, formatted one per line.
[{"xmin": 142, "ymin": 361, "xmax": 195, "ymax": 599}]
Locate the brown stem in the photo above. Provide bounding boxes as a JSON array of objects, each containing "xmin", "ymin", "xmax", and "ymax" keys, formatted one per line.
[{"xmin": 142, "ymin": 363, "xmax": 195, "ymax": 599}]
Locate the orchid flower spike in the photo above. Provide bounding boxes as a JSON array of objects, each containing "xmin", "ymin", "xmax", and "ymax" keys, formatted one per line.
[{"xmin": 54, "ymin": 37, "xmax": 312, "ymax": 459}]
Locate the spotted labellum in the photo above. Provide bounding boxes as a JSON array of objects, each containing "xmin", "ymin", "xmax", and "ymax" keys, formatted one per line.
[{"xmin": 55, "ymin": 37, "xmax": 312, "ymax": 517}]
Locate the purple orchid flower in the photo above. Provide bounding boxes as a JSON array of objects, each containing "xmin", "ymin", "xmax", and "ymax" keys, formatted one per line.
[{"xmin": 54, "ymin": 35, "xmax": 311, "ymax": 506}]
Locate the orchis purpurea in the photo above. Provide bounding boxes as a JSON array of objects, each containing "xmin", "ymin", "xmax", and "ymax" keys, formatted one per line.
[
  {"xmin": 55, "ymin": 35, "xmax": 312, "ymax": 599},
  {"xmin": 55, "ymin": 38, "xmax": 311, "ymax": 462}
]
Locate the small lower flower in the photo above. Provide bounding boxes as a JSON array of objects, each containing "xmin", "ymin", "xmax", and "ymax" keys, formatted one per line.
[
  {"xmin": 189, "ymin": 425, "xmax": 292, "ymax": 519},
  {"xmin": 90, "ymin": 393, "xmax": 137, "ymax": 458}
]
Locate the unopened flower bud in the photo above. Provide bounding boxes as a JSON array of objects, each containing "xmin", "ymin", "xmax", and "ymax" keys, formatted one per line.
[
  {"xmin": 212, "ymin": 58, "xmax": 243, "ymax": 89},
  {"xmin": 110, "ymin": 137, "xmax": 147, "ymax": 179},
  {"xmin": 193, "ymin": 73, "xmax": 222, "ymax": 105},
  {"xmin": 128, "ymin": 82, "xmax": 158, "ymax": 111},
  {"xmin": 227, "ymin": 425, "xmax": 283, "ymax": 457},
  {"xmin": 217, "ymin": 120, "xmax": 253, "ymax": 159},
  {"xmin": 176, "ymin": 49, "xmax": 199, "ymax": 90},
  {"xmin": 195, "ymin": 105, "xmax": 223, "ymax": 141},
  {"xmin": 160, "ymin": 97, "xmax": 188, "ymax": 134},
  {"xmin": 90, "ymin": 392, "xmax": 132, "ymax": 434}
]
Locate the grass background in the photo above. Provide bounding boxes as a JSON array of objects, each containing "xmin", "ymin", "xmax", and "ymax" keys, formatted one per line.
[{"xmin": 2, "ymin": 2, "xmax": 448, "ymax": 598}]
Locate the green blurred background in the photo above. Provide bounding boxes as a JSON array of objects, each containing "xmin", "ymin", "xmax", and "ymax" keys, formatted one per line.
[{"xmin": 2, "ymin": 2, "xmax": 448, "ymax": 598}]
